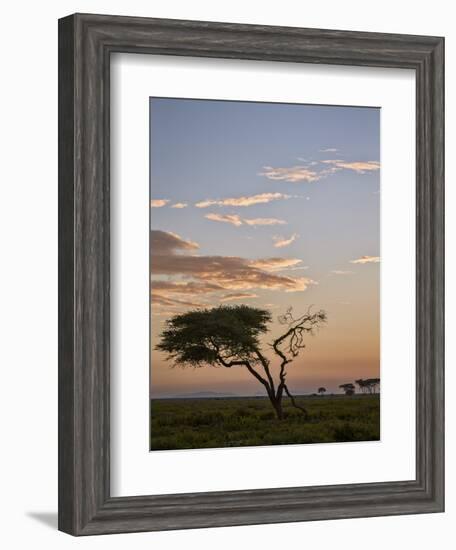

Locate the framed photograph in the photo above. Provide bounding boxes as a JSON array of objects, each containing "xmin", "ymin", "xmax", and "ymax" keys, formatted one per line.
[
  {"xmin": 148, "ymin": 98, "xmax": 381, "ymax": 450},
  {"xmin": 58, "ymin": 13, "xmax": 444, "ymax": 535}
]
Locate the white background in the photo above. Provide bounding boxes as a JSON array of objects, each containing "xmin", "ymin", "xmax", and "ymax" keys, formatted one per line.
[
  {"xmin": 0, "ymin": 1, "xmax": 452, "ymax": 549},
  {"xmin": 111, "ymin": 55, "xmax": 416, "ymax": 496}
]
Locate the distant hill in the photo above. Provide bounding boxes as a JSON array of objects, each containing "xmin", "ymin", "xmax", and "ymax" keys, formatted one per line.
[{"xmin": 164, "ymin": 391, "xmax": 239, "ymax": 399}]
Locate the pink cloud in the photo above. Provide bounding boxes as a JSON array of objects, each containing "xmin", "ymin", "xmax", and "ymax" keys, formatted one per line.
[
  {"xmin": 273, "ymin": 234, "xmax": 298, "ymax": 248},
  {"xmin": 350, "ymin": 255, "xmax": 380, "ymax": 264},
  {"xmin": 195, "ymin": 192, "xmax": 290, "ymax": 208},
  {"xmin": 150, "ymin": 199, "xmax": 170, "ymax": 208},
  {"xmin": 150, "ymin": 230, "xmax": 316, "ymax": 294}
]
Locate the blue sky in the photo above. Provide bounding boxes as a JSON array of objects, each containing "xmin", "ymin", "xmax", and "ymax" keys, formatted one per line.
[{"xmin": 149, "ymin": 98, "xmax": 380, "ymax": 397}]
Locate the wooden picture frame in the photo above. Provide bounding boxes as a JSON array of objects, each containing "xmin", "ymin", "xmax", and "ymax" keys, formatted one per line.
[{"xmin": 58, "ymin": 13, "xmax": 444, "ymax": 535}]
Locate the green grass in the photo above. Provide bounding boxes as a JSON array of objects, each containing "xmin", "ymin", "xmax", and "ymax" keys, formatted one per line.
[{"xmin": 150, "ymin": 394, "xmax": 380, "ymax": 450}]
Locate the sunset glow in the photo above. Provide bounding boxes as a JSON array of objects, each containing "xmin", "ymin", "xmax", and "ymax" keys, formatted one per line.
[{"xmin": 150, "ymin": 99, "xmax": 380, "ymax": 398}]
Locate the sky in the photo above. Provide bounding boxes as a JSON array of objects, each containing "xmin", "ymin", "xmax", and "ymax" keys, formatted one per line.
[{"xmin": 149, "ymin": 98, "xmax": 380, "ymax": 398}]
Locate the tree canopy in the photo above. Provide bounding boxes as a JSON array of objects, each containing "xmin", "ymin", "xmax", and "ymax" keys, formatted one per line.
[
  {"xmin": 339, "ymin": 383, "xmax": 356, "ymax": 396},
  {"xmin": 156, "ymin": 305, "xmax": 272, "ymax": 368}
]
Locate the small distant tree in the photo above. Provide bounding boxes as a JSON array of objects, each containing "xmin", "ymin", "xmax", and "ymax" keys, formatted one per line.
[
  {"xmin": 339, "ymin": 383, "xmax": 355, "ymax": 396},
  {"xmin": 355, "ymin": 378, "xmax": 380, "ymax": 394},
  {"xmin": 318, "ymin": 387, "xmax": 326, "ymax": 396},
  {"xmin": 157, "ymin": 305, "xmax": 326, "ymax": 420},
  {"xmin": 365, "ymin": 378, "xmax": 380, "ymax": 394}
]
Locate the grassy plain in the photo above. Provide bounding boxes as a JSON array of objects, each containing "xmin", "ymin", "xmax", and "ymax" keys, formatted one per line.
[{"xmin": 150, "ymin": 394, "xmax": 380, "ymax": 450}]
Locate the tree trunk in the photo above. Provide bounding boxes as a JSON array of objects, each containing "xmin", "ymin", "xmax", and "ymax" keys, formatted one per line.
[
  {"xmin": 268, "ymin": 385, "xmax": 308, "ymax": 420},
  {"xmin": 271, "ymin": 395, "xmax": 284, "ymax": 420}
]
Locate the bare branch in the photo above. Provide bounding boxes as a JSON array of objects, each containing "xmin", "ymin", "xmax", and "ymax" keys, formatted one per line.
[
  {"xmin": 272, "ymin": 306, "xmax": 326, "ymax": 367},
  {"xmin": 283, "ymin": 384, "xmax": 308, "ymax": 418},
  {"xmin": 253, "ymin": 347, "xmax": 276, "ymax": 395},
  {"xmin": 216, "ymin": 353, "xmax": 273, "ymax": 398}
]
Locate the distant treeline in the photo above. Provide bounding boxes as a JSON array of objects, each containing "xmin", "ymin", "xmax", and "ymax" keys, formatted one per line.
[{"xmin": 316, "ymin": 378, "xmax": 380, "ymax": 397}]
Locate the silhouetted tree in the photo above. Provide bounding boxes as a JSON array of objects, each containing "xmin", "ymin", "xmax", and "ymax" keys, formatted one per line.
[
  {"xmin": 355, "ymin": 378, "xmax": 380, "ymax": 394},
  {"xmin": 355, "ymin": 379, "xmax": 367, "ymax": 393},
  {"xmin": 157, "ymin": 305, "xmax": 326, "ymax": 420},
  {"xmin": 339, "ymin": 383, "xmax": 355, "ymax": 396},
  {"xmin": 365, "ymin": 378, "xmax": 380, "ymax": 394},
  {"xmin": 318, "ymin": 387, "xmax": 326, "ymax": 396}
]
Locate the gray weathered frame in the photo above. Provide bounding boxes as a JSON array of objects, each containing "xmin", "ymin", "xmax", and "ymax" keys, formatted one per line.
[{"xmin": 58, "ymin": 13, "xmax": 444, "ymax": 536}]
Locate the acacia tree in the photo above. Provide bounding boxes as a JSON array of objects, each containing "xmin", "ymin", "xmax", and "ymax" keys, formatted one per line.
[
  {"xmin": 156, "ymin": 305, "xmax": 326, "ymax": 420},
  {"xmin": 318, "ymin": 387, "xmax": 326, "ymax": 396},
  {"xmin": 365, "ymin": 378, "xmax": 380, "ymax": 394},
  {"xmin": 339, "ymin": 383, "xmax": 355, "ymax": 396},
  {"xmin": 355, "ymin": 378, "xmax": 380, "ymax": 394},
  {"xmin": 355, "ymin": 379, "xmax": 368, "ymax": 393}
]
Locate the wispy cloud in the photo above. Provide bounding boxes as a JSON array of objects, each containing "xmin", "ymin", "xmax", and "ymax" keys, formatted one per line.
[
  {"xmin": 321, "ymin": 160, "xmax": 380, "ymax": 173},
  {"xmin": 150, "ymin": 230, "xmax": 316, "ymax": 294},
  {"xmin": 151, "ymin": 293, "xmax": 205, "ymax": 309},
  {"xmin": 319, "ymin": 148, "xmax": 338, "ymax": 153},
  {"xmin": 259, "ymin": 165, "xmax": 321, "ymax": 183},
  {"xmin": 205, "ymin": 213, "xmax": 286, "ymax": 227},
  {"xmin": 205, "ymin": 213, "xmax": 244, "ymax": 226},
  {"xmin": 296, "ymin": 159, "xmax": 319, "ymax": 165},
  {"xmin": 243, "ymin": 217, "xmax": 286, "ymax": 226},
  {"xmin": 273, "ymin": 233, "xmax": 298, "ymax": 248},
  {"xmin": 151, "ymin": 281, "xmax": 223, "ymax": 295},
  {"xmin": 331, "ymin": 270, "xmax": 354, "ymax": 275},
  {"xmin": 150, "ymin": 199, "xmax": 170, "ymax": 208},
  {"xmin": 249, "ymin": 258, "xmax": 303, "ymax": 271},
  {"xmin": 220, "ymin": 293, "xmax": 258, "ymax": 302},
  {"xmin": 152, "ymin": 254, "xmax": 315, "ymax": 292},
  {"xmin": 260, "ymin": 158, "xmax": 380, "ymax": 184},
  {"xmin": 284, "ymin": 266, "xmax": 309, "ymax": 271},
  {"xmin": 195, "ymin": 192, "xmax": 290, "ymax": 208},
  {"xmin": 283, "ymin": 278, "xmax": 316, "ymax": 292},
  {"xmin": 151, "ymin": 280, "xmax": 220, "ymax": 310},
  {"xmin": 150, "ymin": 230, "xmax": 199, "ymax": 254},
  {"xmin": 170, "ymin": 202, "xmax": 188, "ymax": 209},
  {"xmin": 350, "ymin": 255, "xmax": 380, "ymax": 264}
]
